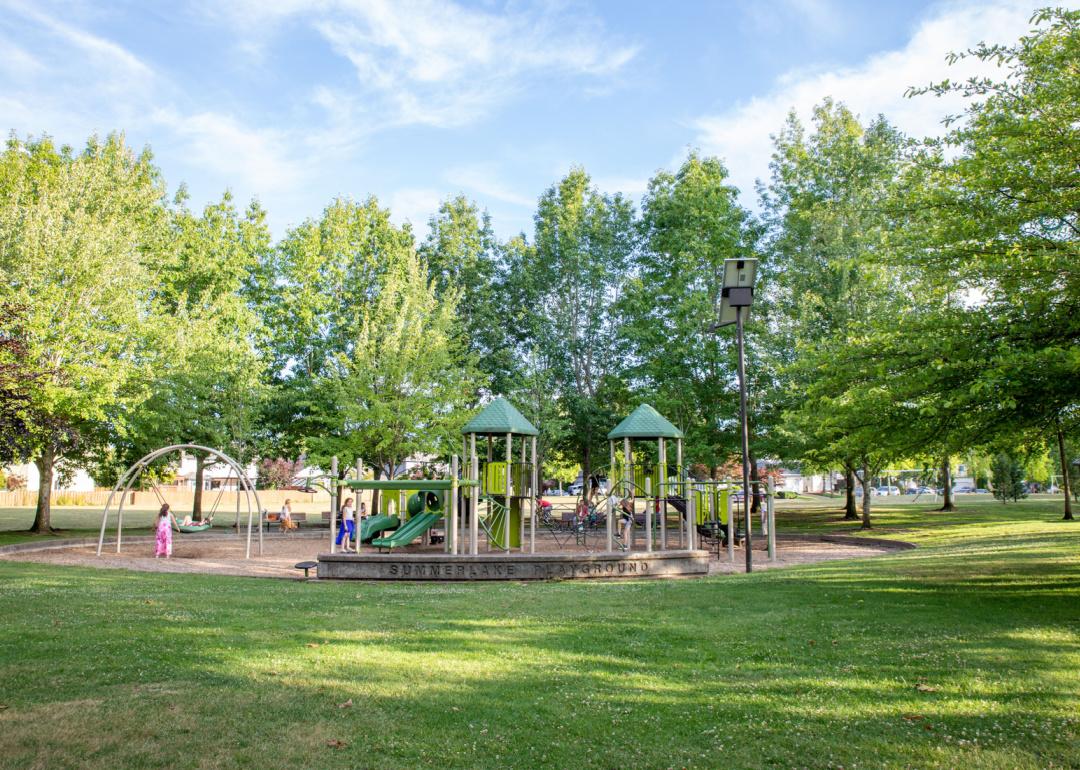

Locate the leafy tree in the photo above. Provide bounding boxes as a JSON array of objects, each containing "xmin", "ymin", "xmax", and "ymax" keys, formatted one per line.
[
  {"xmin": 295, "ymin": 245, "xmax": 473, "ymax": 481},
  {"xmin": 124, "ymin": 192, "xmax": 270, "ymax": 518},
  {"xmin": 898, "ymin": 9, "xmax": 1080, "ymax": 519},
  {"xmin": 762, "ymin": 101, "xmax": 906, "ymax": 525},
  {"xmin": 991, "ymin": 452, "xmax": 1028, "ymax": 503},
  {"xmin": 420, "ymin": 196, "xmax": 519, "ymax": 398},
  {"xmin": 619, "ymin": 153, "xmax": 755, "ymax": 474},
  {"xmin": 512, "ymin": 169, "xmax": 635, "ymax": 483},
  {"xmin": 0, "ymin": 134, "xmax": 168, "ymax": 532}
]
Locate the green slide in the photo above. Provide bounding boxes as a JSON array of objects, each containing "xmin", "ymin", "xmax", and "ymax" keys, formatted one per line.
[
  {"xmin": 370, "ymin": 512, "xmax": 440, "ymax": 550},
  {"xmin": 360, "ymin": 514, "xmax": 400, "ymax": 543}
]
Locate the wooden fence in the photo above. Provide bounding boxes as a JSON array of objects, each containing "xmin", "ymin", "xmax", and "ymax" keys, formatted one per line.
[{"xmin": 0, "ymin": 487, "xmax": 339, "ymax": 513}]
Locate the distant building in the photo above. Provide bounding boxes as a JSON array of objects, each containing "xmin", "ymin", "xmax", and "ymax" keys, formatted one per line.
[{"xmin": 2, "ymin": 462, "xmax": 97, "ymax": 492}]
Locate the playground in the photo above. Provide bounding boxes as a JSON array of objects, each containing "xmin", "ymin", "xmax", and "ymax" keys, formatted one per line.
[{"xmin": 0, "ymin": 522, "xmax": 898, "ymax": 578}]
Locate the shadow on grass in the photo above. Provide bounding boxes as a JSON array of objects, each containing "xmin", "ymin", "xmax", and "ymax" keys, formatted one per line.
[{"xmin": 1, "ymin": 529, "xmax": 1078, "ymax": 769}]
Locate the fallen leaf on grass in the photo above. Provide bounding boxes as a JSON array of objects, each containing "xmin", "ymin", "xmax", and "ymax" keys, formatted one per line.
[
  {"xmin": 306, "ymin": 643, "xmax": 320, "ymax": 648},
  {"xmin": 903, "ymin": 714, "xmax": 925, "ymax": 721},
  {"xmin": 327, "ymin": 739, "xmax": 347, "ymax": 749},
  {"xmin": 267, "ymin": 671, "xmax": 280, "ymax": 677},
  {"xmin": 915, "ymin": 684, "xmax": 939, "ymax": 693},
  {"xmin": 338, "ymin": 699, "xmax": 353, "ymax": 709}
]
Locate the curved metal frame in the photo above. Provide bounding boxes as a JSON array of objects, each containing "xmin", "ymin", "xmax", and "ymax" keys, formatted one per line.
[{"xmin": 96, "ymin": 444, "xmax": 264, "ymax": 559}]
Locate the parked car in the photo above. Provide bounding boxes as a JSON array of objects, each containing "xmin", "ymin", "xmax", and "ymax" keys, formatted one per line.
[
  {"xmin": 875, "ymin": 486, "xmax": 901, "ymax": 496},
  {"xmin": 567, "ymin": 482, "xmax": 583, "ymax": 496},
  {"xmin": 975, "ymin": 488, "xmax": 991, "ymax": 494},
  {"xmin": 953, "ymin": 485, "xmax": 976, "ymax": 494},
  {"xmin": 910, "ymin": 486, "xmax": 936, "ymax": 495}
]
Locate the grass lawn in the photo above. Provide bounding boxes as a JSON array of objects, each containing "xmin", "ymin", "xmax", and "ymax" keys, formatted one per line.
[{"xmin": 0, "ymin": 500, "xmax": 1078, "ymax": 768}]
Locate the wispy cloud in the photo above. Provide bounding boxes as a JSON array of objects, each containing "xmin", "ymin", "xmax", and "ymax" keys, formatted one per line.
[
  {"xmin": 212, "ymin": 0, "xmax": 638, "ymax": 129},
  {"xmin": 445, "ymin": 164, "xmax": 534, "ymax": 208},
  {"xmin": 693, "ymin": 0, "xmax": 1041, "ymax": 207}
]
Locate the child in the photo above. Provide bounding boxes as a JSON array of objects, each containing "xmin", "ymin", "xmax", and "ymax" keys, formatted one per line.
[
  {"xmin": 155, "ymin": 503, "xmax": 179, "ymax": 558},
  {"xmin": 334, "ymin": 497, "xmax": 356, "ymax": 548},
  {"xmin": 280, "ymin": 499, "xmax": 297, "ymax": 532}
]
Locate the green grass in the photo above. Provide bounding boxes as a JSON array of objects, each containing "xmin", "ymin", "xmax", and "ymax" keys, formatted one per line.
[{"xmin": 0, "ymin": 502, "xmax": 1078, "ymax": 768}]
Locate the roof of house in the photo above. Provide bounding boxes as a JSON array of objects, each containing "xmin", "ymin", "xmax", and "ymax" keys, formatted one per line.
[
  {"xmin": 461, "ymin": 396, "xmax": 539, "ymax": 436},
  {"xmin": 607, "ymin": 404, "xmax": 683, "ymax": 440}
]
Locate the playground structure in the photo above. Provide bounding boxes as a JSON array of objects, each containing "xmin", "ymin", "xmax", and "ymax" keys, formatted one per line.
[
  {"xmin": 314, "ymin": 400, "xmax": 775, "ymax": 580},
  {"xmin": 96, "ymin": 444, "xmax": 264, "ymax": 559}
]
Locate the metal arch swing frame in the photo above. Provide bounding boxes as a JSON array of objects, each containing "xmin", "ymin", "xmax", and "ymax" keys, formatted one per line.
[{"xmin": 96, "ymin": 444, "xmax": 264, "ymax": 559}]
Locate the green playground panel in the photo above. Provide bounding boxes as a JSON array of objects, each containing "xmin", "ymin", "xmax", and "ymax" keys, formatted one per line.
[
  {"xmin": 480, "ymin": 461, "xmax": 532, "ymax": 497},
  {"xmin": 689, "ymin": 488, "xmax": 730, "ymax": 524}
]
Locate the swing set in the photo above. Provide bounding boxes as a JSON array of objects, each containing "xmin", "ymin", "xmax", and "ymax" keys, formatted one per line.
[{"xmin": 96, "ymin": 444, "xmax": 264, "ymax": 559}]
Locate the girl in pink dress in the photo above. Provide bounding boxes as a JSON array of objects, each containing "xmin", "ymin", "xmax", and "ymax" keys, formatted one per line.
[{"xmin": 155, "ymin": 503, "xmax": 179, "ymax": 558}]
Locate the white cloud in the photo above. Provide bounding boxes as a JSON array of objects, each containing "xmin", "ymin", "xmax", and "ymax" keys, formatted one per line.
[
  {"xmin": 445, "ymin": 164, "xmax": 534, "ymax": 208},
  {"xmin": 692, "ymin": 0, "xmax": 1042, "ymax": 207},
  {"xmin": 158, "ymin": 110, "xmax": 306, "ymax": 195},
  {"xmin": 213, "ymin": 0, "xmax": 638, "ymax": 129}
]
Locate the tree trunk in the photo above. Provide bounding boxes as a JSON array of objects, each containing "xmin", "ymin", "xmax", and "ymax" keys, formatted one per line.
[
  {"xmin": 193, "ymin": 454, "xmax": 205, "ymax": 521},
  {"xmin": 859, "ymin": 462, "xmax": 873, "ymax": 530},
  {"xmin": 1058, "ymin": 427, "xmax": 1074, "ymax": 521},
  {"xmin": 939, "ymin": 455, "xmax": 956, "ymax": 512},
  {"xmin": 843, "ymin": 463, "xmax": 858, "ymax": 520},
  {"xmin": 30, "ymin": 445, "xmax": 55, "ymax": 533}
]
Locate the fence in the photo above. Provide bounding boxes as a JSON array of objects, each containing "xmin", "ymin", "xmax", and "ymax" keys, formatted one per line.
[{"xmin": 0, "ymin": 487, "xmax": 337, "ymax": 513}]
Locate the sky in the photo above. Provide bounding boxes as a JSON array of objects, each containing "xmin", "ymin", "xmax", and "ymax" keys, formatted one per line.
[{"xmin": 0, "ymin": 0, "xmax": 1049, "ymax": 240}]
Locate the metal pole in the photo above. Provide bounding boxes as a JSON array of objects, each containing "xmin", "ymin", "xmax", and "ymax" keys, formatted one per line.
[
  {"xmin": 677, "ymin": 439, "xmax": 685, "ymax": 548},
  {"xmin": 470, "ymin": 434, "xmax": 478, "ymax": 556},
  {"xmin": 645, "ymin": 476, "xmax": 653, "ymax": 552},
  {"xmin": 530, "ymin": 436, "xmax": 537, "ymax": 555},
  {"xmin": 767, "ymin": 477, "xmax": 776, "ymax": 562},
  {"xmin": 355, "ymin": 459, "xmax": 363, "ymax": 553},
  {"xmin": 330, "ymin": 456, "xmax": 338, "ymax": 555},
  {"xmin": 737, "ymin": 309, "xmax": 753, "ymax": 573},
  {"xmin": 727, "ymin": 486, "xmax": 735, "ymax": 561},
  {"xmin": 450, "ymin": 455, "xmax": 458, "ymax": 555},
  {"xmin": 520, "ymin": 438, "xmax": 527, "ymax": 551},
  {"xmin": 658, "ymin": 438, "xmax": 666, "ymax": 551},
  {"xmin": 624, "ymin": 437, "xmax": 632, "ymax": 551},
  {"xmin": 607, "ymin": 440, "xmax": 615, "ymax": 552},
  {"xmin": 687, "ymin": 491, "xmax": 695, "ymax": 551},
  {"xmin": 504, "ymin": 432, "xmax": 512, "ymax": 552}
]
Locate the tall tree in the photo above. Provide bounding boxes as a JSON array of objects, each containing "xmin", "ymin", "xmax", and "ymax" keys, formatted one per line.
[
  {"xmin": 891, "ymin": 8, "xmax": 1080, "ymax": 518},
  {"xmin": 619, "ymin": 153, "xmax": 756, "ymax": 473},
  {"xmin": 420, "ymin": 196, "xmax": 519, "ymax": 398},
  {"xmin": 518, "ymin": 169, "xmax": 635, "ymax": 484},
  {"xmin": 0, "ymin": 134, "xmax": 168, "ymax": 532},
  {"xmin": 761, "ymin": 101, "xmax": 906, "ymax": 524},
  {"xmin": 124, "ymin": 192, "xmax": 270, "ymax": 518}
]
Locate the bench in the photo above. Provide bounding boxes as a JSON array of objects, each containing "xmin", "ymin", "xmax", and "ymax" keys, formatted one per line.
[{"xmin": 264, "ymin": 512, "xmax": 305, "ymax": 531}]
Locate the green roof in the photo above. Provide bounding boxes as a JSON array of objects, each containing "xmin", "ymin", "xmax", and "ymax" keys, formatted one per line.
[
  {"xmin": 607, "ymin": 404, "xmax": 683, "ymax": 440},
  {"xmin": 461, "ymin": 396, "xmax": 539, "ymax": 436}
]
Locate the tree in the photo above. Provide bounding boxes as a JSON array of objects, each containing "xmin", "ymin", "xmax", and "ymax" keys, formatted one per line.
[
  {"xmin": 762, "ymin": 101, "xmax": 906, "ymax": 525},
  {"xmin": 420, "ymin": 196, "xmax": 519, "ymax": 398},
  {"xmin": 514, "ymin": 169, "xmax": 635, "ymax": 484},
  {"xmin": 619, "ymin": 153, "xmax": 755, "ymax": 473},
  {"xmin": 123, "ymin": 192, "xmax": 270, "ymax": 518},
  {"xmin": 991, "ymin": 452, "xmax": 1028, "ymax": 503},
  {"xmin": 0, "ymin": 134, "xmax": 168, "ymax": 532},
  {"xmin": 296, "ymin": 245, "xmax": 473, "ymax": 480},
  {"xmin": 898, "ymin": 9, "xmax": 1080, "ymax": 518}
]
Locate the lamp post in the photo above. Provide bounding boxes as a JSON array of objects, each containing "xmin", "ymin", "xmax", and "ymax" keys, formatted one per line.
[{"xmin": 713, "ymin": 258, "xmax": 758, "ymax": 573}]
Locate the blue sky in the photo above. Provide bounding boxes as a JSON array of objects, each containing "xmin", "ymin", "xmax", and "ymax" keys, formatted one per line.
[{"xmin": 0, "ymin": 0, "xmax": 1044, "ymax": 239}]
